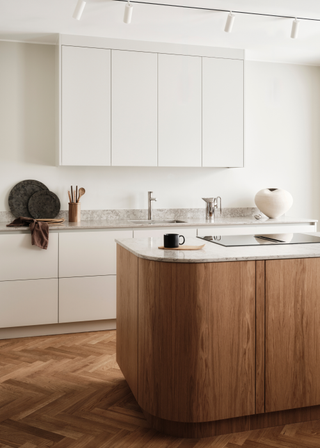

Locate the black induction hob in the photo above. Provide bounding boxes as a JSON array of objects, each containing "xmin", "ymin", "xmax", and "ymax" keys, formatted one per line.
[{"xmin": 197, "ymin": 233, "xmax": 320, "ymax": 247}]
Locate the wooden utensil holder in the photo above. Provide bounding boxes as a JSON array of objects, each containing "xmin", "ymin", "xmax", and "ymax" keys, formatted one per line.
[{"xmin": 68, "ymin": 202, "xmax": 81, "ymax": 222}]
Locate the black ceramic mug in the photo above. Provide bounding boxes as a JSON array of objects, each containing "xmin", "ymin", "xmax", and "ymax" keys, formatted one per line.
[{"xmin": 163, "ymin": 233, "xmax": 185, "ymax": 248}]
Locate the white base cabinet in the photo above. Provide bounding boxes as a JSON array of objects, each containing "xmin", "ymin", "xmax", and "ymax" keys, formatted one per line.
[
  {"xmin": 59, "ymin": 230, "xmax": 132, "ymax": 277},
  {"xmin": 0, "ymin": 229, "xmax": 131, "ymax": 331},
  {"xmin": 59, "ymin": 230, "xmax": 132, "ymax": 323},
  {"xmin": 0, "ymin": 233, "xmax": 58, "ymax": 281},
  {"xmin": 0, "ymin": 279, "xmax": 58, "ymax": 328},
  {"xmin": 59, "ymin": 276, "xmax": 116, "ymax": 323}
]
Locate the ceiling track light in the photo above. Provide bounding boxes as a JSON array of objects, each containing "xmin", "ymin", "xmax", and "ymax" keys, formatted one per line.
[
  {"xmin": 224, "ymin": 11, "xmax": 235, "ymax": 33},
  {"xmin": 73, "ymin": 0, "xmax": 86, "ymax": 20},
  {"xmin": 291, "ymin": 18, "xmax": 300, "ymax": 39},
  {"xmin": 123, "ymin": 0, "xmax": 133, "ymax": 24},
  {"xmin": 113, "ymin": 0, "xmax": 320, "ymax": 33}
]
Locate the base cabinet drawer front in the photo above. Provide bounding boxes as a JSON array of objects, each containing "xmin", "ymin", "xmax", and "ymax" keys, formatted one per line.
[
  {"xmin": 59, "ymin": 276, "xmax": 116, "ymax": 323},
  {"xmin": 59, "ymin": 230, "xmax": 132, "ymax": 277},
  {"xmin": 133, "ymin": 228, "xmax": 197, "ymax": 239},
  {"xmin": 0, "ymin": 279, "xmax": 58, "ymax": 328},
  {"xmin": 0, "ymin": 233, "xmax": 58, "ymax": 281}
]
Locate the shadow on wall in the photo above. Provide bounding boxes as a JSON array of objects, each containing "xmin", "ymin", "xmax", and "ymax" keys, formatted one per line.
[{"xmin": 0, "ymin": 42, "xmax": 56, "ymax": 166}]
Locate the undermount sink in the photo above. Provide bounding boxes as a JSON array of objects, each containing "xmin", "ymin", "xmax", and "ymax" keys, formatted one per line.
[{"xmin": 130, "ymin": 219, "xmax": 187, "ymax": 225}]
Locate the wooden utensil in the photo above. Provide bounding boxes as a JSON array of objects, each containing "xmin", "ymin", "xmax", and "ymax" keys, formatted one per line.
[
  {"xmin": 70, "ymin": 186, "xmax": 74, "ymax": 203},
  {"xmin": 68, "ymin": 191, "xmax": 72, "ymax": 203},
  {"xmin": 77, "ymin": 187, "xmax": 85, "ymax": 202}
]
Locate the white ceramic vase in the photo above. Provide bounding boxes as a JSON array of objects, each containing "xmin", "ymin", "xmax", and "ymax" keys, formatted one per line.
[{"xmin": 254, "ymin": 188, "xmax": 293, "ymax": 219}]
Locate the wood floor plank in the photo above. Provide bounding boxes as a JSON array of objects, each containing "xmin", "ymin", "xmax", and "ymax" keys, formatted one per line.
[{"xmin": 2, "ymin": 330, "xmax": 320, "ymax": 447}]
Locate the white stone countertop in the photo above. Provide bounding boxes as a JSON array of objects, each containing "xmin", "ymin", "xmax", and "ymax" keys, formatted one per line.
[
  {"xmin": 0, "ymin": 216, "xmax": 317, "ymax": 233},
  {"xmin": 116, "ymin": 233, "xmax": 320, "ymax": 263}
]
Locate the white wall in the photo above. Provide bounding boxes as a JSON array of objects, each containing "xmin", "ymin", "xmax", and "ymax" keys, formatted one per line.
[{"xmin": 0, "ymin": 41, "xmax": 320, "ymax": 220}]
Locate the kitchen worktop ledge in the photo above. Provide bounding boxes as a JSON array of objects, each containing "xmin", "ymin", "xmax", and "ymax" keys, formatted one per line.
[
  {"xmin": 116, "ymin": 234, "xmax": 320, "ymax": 263},
  {"xmin": 0, "ymin": 215, "xmax": 317, "ymax": 233}
]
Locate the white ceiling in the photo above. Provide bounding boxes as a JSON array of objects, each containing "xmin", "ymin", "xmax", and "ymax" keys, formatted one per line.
[{"xmin": 1, "ymin": 0, "xmax": 320, "ymax": 65}]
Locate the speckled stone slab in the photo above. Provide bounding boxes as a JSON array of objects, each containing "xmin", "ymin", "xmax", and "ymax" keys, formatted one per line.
[
  {"xmin": 8, "ymin": 180, "xmax": 48, "ymax": 218},
  {"xmin": 0, "ymin": 207, "xmax": 317, "ymax": 232},
  {"xmin": 115, "ymin": 235, "xmax": 320, "ymax": 263}
]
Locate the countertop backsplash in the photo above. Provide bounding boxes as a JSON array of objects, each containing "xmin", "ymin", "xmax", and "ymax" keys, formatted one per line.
[{"xmin": 0, "ymin": 207, "xmax": 259, "ymax": 223}]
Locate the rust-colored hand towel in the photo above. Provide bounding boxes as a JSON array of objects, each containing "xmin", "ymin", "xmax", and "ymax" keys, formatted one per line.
[{"xmin": 7, "ymin": 217, "xmax": 49, "ymax": 250}]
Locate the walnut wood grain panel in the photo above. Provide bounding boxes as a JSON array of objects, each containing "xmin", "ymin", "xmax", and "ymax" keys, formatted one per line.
[
  {"xmin": 138, "ymin": 259, "xmax": 256, "ymax": 423},
  {"xmin": 255, "ymin": 260, "xmax": 265, "ymax": 414},
  {"xmin": 144, "ymin": 404, "xmax": 320, "ymax": 438},
  {"xmin": 265, "ymin": 258, "xmax": 320, "ymax": 413},
  {"xmin": 116, "ymin": 245, "xmax": 138, "ymax": 399}
]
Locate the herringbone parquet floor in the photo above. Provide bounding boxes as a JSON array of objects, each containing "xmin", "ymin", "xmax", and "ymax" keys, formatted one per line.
[{"xmin": 1, "ymin": 330, "xmax": 320, "ymax": 447}]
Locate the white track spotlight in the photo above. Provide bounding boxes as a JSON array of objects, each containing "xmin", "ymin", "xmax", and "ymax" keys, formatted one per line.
[
  {"xmin": 73, "ymin": 0, "xmax": 86, "ymax": 20},
  {"xmin": 291, "ymin": 18, "xmax": 300, "ymax": 38},
  {"xmin": 123, "ymin": 1, "xmax": 133, "ymax": 24},
  {"xmin": 224, "ymin": 11, "xmax": 235, "ymax": 33}
]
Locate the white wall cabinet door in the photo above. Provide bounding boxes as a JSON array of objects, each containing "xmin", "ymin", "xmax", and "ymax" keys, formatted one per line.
[
  {"xmin": 0, "ymin": 279, "xmax": 58, "ymax": 328},
  {"xmin": 112, "ymin": 50, "xmax": 157, "ymax": 166},
  {"xmin": 158, "ymin": 54, "xmax": 202, "ymax": 167},
  {"xmin": 202, "ymin": 58, "xmax": 244, "ymax": 168},
  {"xmin": 59, "ymin": 230, "xmax": 132, "ymax": 277},
  {"xmin": 59, "ymin": 276, "xmax": 116, "ymax": 323},
  {"xmin": 61, "ymin": 46, "xmax": 111, "ymax": 166}
]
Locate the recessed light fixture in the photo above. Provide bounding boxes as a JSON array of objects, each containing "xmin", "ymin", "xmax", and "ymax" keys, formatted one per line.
[
  {"xmin": 73, "ymin": 0, "xmax": 86, "ymax": 20},
  {"xmin": 291, "ymin": 18, "xmax": 300, "ymax": 38},
  {"xmin": 224, "ymin": 11, "xmax": 235, "ymax": 33},
  {"xmin": 123, "ymin": 0, "xmax": 133, "ymax": 24}
]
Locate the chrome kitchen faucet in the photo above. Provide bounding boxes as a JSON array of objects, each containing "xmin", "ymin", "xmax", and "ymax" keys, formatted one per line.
[
  {"xmin": 202, "ymin": 196, "xmax": 222, "ymax": 220},
  {"xmin": 148, "ymin": 191, "xmax": 157, "ymax": 220}
]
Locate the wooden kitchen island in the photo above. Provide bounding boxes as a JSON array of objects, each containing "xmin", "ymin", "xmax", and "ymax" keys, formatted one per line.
[{"xmin": 116, "ymin": 236, "xmax": 320, "ymax": 438}]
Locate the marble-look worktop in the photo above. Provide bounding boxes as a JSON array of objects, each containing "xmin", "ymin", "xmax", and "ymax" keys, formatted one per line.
[
  {"xmin": 116, "ymin": 233, "xmax": 320, "ymax": 263},
  {"xmin": 0, "ymin": 215, "xmax": 317, "ymax": 233}
]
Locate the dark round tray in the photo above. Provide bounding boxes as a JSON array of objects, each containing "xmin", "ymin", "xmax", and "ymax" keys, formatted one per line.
[
  {"xmin": 28, "ymin": 190, "xmax": 61, "ymax": 219},
  {"xmin": 8, "ymin": 180, "xmax": 48, "ymax": 218}
]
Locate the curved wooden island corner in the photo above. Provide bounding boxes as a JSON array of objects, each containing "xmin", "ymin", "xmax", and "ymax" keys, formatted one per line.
[{"xmin": 116, "ymin": 236, "xmax": 320, "ymax": 438}]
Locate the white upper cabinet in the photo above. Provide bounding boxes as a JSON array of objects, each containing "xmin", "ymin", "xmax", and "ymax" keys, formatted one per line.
[
  {"xmin": 58, "ymin": 36, "xmax": 244, "ymax": 168},
  {"xmin": 60, "ymin": 46, "xmax": 111, "ymax": 166},
  {"xmin": 202, "ymin": 58, "xmax": 244, "ymax": 168},
  {"xmin": 112, "ymin": 50, "xmax": 157, "ymax": 166},
  {"xmin": 158, "ymin": 54, "xmax": 202, "ymax": 167}
]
